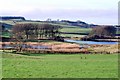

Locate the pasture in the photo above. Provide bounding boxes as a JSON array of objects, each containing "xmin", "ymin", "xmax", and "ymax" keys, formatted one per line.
[
  {"xmin": 60, "ymin": 27, "xmax": 92, "ymax": 33},
  {"xmin": 2, "ymin": 53, "xmax": 118, "ymax": 78},
  {"xmin": 1, "ymin": 20, "xmax": 92, "ymax": 38},
  {"xmin": 61, "ymin": 34, "xmax": 86, "ymax": 37},
  {"xmin": 60, "ymin": 27, "xmax": 92, "ymax": 37}
]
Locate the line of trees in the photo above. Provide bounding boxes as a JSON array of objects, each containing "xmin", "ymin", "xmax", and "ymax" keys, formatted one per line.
[
  {"xmin": 89, "ymin": 26, "xmax": 116, "ymax": 37},
  {"xmin": 81, "ymin": 26, "xmax": 117, "ymax": 40},
  {"xmin": 12, "ymin": 23, "xmax": 62, "ymax": 52},
  {"xmin": 12, "ymin": 23, "xmax": 62, "ymax": 42}
]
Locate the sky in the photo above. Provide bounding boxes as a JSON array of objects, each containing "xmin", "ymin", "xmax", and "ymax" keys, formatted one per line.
[{"xmin": 0, "ymin": 0, "xmax": 119, "ymax": 25}]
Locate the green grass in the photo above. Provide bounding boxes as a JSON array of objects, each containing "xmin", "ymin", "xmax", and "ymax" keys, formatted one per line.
[
  {"xmin": 0, "ymin": 20, "xmax": 16, "ymax": 25},
  {"xmin": 2, "ymin": 53, "xmax": 118, "ymax": 78},
  {"xmin": 18, "ymin": 21, "xmax": 92, "ymax": 34},
  {"xmin": 1, "ymin": 20, "xmax": 92, "ymax": 38},
  {"xmin": 60, "ymin": 27, "xmax": 92, "ymax": 33},
  {"xmin": 2, "ymin": 32, "xmax": 11, "ymax": 38},
  {"xmin": 116, "ymin": 30, "xmax": 120, "ymax": 34},
  {"xmin": 61, "ymin": 34, "xmax": 86, "ymax": 37}
]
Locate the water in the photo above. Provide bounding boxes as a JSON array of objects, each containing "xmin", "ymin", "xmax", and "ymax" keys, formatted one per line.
[
  {"xmin": 64, "ymin": 39, "xmax": 118, "ymax": 45},
  {"xmin": 29, "ymin": 45, "xmax": 51, "ymax": 49},
  {"xmin": 2, "ymin": 44, "xmax": 51, "ymax": 49},
  {"xmin": 2, "ymin": 40, "xmax": 118, "ymax": 49},
  {"xmin": 2, "ymin": 44, "xmax": 14, "ymax": 49}
]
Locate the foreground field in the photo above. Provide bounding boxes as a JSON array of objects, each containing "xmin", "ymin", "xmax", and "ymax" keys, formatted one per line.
[{"xmin": 2, "ymin": 53, "xmax": 118, "ymax": 78}]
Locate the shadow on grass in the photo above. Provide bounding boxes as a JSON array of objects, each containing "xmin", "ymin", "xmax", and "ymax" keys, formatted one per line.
[
  {"xmin": 12, "ymin": 52, "xmax": 81, "ymax": 57},
  {"xmin": 13, "ymin": 52, "xmax": 50, "ymax": 56},
  {"xmin": 26, "ymin": 39, "xmax": 55, "ymax": 42}
]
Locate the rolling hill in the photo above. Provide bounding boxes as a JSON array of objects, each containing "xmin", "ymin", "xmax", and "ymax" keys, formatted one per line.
[{"xmin": 0, "ymin": 16, "xmax": 119, "ymax": 38}]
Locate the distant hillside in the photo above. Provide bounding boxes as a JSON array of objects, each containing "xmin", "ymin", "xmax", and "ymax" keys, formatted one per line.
[
  {"xmin": 0, "ymin": 16, "xmax": 119, "ymax": 35},
  {"xmin": 0, "ymin": 16, "xmax": 25, "ymax": 20},
  {"xmin": 46, "ymin": 20, "xmax": 98, "ymax": 28},
  {"xmin": 0, "ymin": 22, "xmax": 12, "ymax": 30},
  {"xmin": 61, "ymin": 20, "xmax": 89, "ymax": 28}
]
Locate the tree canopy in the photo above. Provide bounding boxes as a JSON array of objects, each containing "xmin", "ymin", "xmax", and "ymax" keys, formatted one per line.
[
  {"xmin": 89, "ymin": 26, "xmax": 116, "ymax": 38},
  {"xmin": 12, "ymin": 23, "xmax": 62, "ymax": 42}
]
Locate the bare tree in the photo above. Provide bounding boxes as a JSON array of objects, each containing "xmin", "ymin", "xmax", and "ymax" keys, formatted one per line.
[
  {"xmin": 12, "ymin": 23, "xmax": 62, "ymax": 51},
  {"xmin": 89, "ymin": 26, "xmax": 116, "ymax": 38}
]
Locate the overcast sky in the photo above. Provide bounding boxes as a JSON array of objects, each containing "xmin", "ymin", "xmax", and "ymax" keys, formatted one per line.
[{"xmin": 0, "ymin": 0, "xmax": 119, "ymax": 25}]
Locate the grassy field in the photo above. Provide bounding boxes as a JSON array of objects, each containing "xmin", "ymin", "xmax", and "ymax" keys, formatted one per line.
[
  {"xmin": 0, "ymin": 20, "xmax": 15, "ymax": 25},
  {"xmin": 2, "ymin": 53, "xmax": 118, "ymax": 78},
  {"xmin": 116, "ymin": 30, "xmax": 120, "ymax": 34},
  {"xmin": 1, "ymin": 20, "xmax": 119, "ymax": 39},
  {"xmin": 61, "ymin": 34, "xmax": 86, "ymax": 37},
  {"xmin": 2, "ymin": 32, "xmax": 11, "ymax": 38},
  {"xmin": 60, "ymin": 27, "xmax": 92, "ymax": 33},
  {"xmin": 1, "ymin": 20, "xmax": 92, "ymax": 38},
  {"xmin": 60, "ymin": 27, "xmax": 91, "ymax": 37}
]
